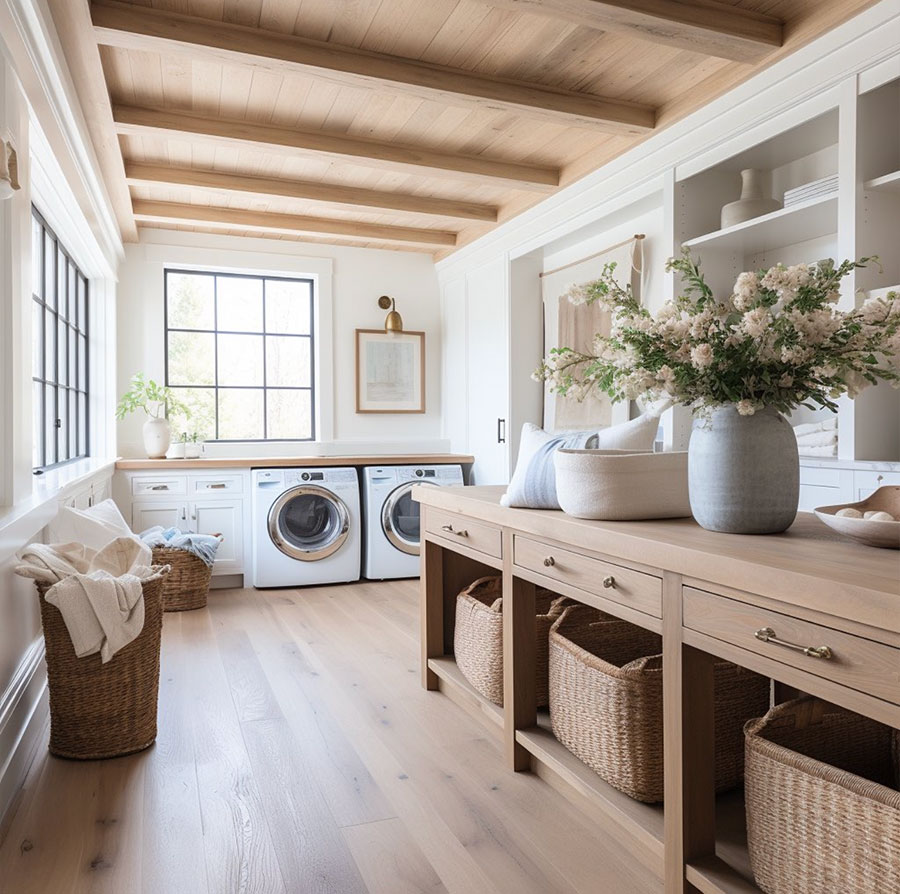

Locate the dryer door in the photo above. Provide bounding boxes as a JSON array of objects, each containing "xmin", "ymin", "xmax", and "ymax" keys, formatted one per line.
[
  {"xmin": 381, "ymin": 481, "xmax": 436, "ymax": 556},
  {"xmin": 268, "ymin": 485, "xmax": 350, "ymax": 561}
]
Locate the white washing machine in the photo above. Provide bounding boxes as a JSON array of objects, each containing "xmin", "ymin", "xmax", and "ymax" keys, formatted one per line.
[
  {"xmin": 251, "ymin": 467, "xmax": 361, "ymax": 588},
  {"xmin": 362, "ymin": 464, "xmax": 464, "ymax": 580}
]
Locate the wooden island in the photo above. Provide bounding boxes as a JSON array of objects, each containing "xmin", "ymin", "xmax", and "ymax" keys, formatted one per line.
[{"xmin": 414, "ymin": 485, "xmax": 900, "ymax": 894}]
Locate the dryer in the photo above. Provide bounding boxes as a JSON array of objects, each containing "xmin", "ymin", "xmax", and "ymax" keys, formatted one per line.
[
  {"xmin": 362, "ymin": 464, "xmax": 464, "ymax": 580},
  {"xmin": 252, "ymin": 467, "xmax": 361, "ymax": 588}
]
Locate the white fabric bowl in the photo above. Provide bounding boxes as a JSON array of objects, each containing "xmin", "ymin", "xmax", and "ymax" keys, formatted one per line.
[{"xmin": 554, "ymin": 449, "xmax": 691, "ymax": 520}]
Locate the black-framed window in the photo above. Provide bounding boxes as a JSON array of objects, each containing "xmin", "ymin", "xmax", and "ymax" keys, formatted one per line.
[
  {"xmin": 164, "ymin": 269, "xmax": 316, "ymax": 441},
  {"xmin": 32, "ymin": 207, "xmax": 89, "ymax": 471}
]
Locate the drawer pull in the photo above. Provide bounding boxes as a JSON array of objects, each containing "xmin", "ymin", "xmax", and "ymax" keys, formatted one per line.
[
  {"xmin": 602, "ymin": 576, "xmax": 616, "ymax": 589},
  {"xmin": 441, "ymin": 524, "xmax": 468, "ymax": 538},
  {"xmin": 754, "ymin": 627, "xmax": 833, "ymax": 660},
  {"xmin": 208, "ymin": 483, "xmax": 227, "ymax": 489},
  {"xmin": 543, "ymin": 556, "xmax": 555, "ymax": 567},
  {"xmin": 149, "ymin": 484, "xmax": 169, "ymax": 491}
]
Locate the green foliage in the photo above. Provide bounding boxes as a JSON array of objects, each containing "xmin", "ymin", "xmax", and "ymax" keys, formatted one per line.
[{"xmin": 116, "ymin": 372, "xmax": 190, "ymax": 421}]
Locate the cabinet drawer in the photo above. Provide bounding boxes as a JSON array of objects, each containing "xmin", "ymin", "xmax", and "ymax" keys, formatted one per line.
[
  {"xmin": 514, "ymin": 536, "xmax": 662, "ymax": 618},
  {"xmin": 131, "ymin": 475, "xmax": 188, "ymax": 497},
  {"xmin": 683, "ymin": 587, "xmax": 900, "ymax": 706},
  {"xmin": 191, "ymin": 474, "xmax": 243, "ymax": 495},
  {"xmin": 799, "ymin": 465, "xmax": 842, "ymax": 488},
  {"xmin": 425, "ymin": 508, "xmax": 502, "ymax": 559},
  {"xmin": 854, "ymin": 469, "xmax": 900, "ymax": 502}
]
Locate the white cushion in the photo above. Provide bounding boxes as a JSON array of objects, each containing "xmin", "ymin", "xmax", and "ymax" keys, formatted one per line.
[
  {"xmin": 595, "ymin": 413, "xmax": 660, "ymax": 451},
  {"xmin": 52, "ymin": 499, "xmax": 136, "ymax": 551}
]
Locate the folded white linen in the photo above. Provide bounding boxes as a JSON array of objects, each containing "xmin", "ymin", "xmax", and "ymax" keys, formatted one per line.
[
  {"xmin": 792, "ymin": 418, "xmax": 837, "ymax": 437},
  {"xmin": 15, "ymin": 537, "xmax": 161, "ymax": 663},
  {"xmin": 795, "ymin": 430, "xmax": 838, "ymax": 447},
  {"xmin": 798, "ymin": 444, "xmax": 838, "ymax": 457}
]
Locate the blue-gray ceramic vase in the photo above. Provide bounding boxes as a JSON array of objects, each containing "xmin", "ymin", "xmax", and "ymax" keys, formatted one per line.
[{"xmin": 688, "ymin": 406, "xmax": 799, "ymax": 534}]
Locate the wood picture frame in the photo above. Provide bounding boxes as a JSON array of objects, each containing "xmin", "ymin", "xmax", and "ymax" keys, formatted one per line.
[{"xmin": 355, "ymin": 328, "xmax": 425, "ymax": 414}]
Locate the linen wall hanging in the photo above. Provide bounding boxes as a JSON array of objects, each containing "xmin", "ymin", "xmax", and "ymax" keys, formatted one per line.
[{"xmin": 541, "ymin": 235, "xmax": 644, "ymax": 431}]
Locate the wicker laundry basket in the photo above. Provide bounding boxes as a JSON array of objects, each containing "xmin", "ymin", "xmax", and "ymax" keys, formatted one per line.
[
  {"xmin": 454, "ymin": 576, "xmax": 569, "ymax": 707},
  {"xmin": 152, "ymin": 543, "xmax": 216, "ymax": 612},
  {"xmin": 745, "ymin": 697, "xmax": 900, "ymax": 894},
  {"xmin": 549, "ymin": 603, "xmax": 770, "ymax": 803},
  {"xmin": 36, "ymin": 569, "xmax": 168, "ymax": 760}
]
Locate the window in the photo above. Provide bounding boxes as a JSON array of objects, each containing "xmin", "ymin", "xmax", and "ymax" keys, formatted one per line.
[
  {"xmin": 32, "ymin": 207, "xmax": 89, "ymax": 470},
  {"xmin": 164, "ymin": 270, "xmax": 315, "ymax": 441}
]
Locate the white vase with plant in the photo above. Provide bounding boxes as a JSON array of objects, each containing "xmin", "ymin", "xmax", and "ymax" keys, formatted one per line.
[
  {"xmin": 184, "ymin": 432, "xmax": 202, "ymax": 459},
  {"xmin": 116, "ymin": 373, "xmax": 190, "ymax": 459},
  {"xmin": 536, "ymin": 251, "xmax": 900, "ymax": 533}
]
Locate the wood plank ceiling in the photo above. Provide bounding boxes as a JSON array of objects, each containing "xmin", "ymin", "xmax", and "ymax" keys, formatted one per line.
[{"xmin": 50, "ymin": 0, "xmax": 879, "ymax": 258}]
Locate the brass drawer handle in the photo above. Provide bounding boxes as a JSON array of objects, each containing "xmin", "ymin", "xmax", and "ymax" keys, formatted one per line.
[
  {"xmin": 441, "ymin": 524, "xmax": 468, "ymax": 537},
  {"xmin": 208, "ymin": 483, "xmax": 227, "ymax": 489},
  {"xmin": 543, "ymin": 556, "xmax": 555, "ymax": 567},
  {"xmin": 149, "ymin": 484, "xmax": 169, "ymax": 491},
  {"xmin": 602, "ymin": 576, "xmax": 616, "ymax": 589},
  {"xmin": 754, "ymin": 627, "xmax": 833, "ymax": 660}
]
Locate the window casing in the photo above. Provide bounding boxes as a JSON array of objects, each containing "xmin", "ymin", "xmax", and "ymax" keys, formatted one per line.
[
  {"xmin": 31, "ymin": 207, "xmax": 89, "ymax": 471},
  {"xmin": 164, "ymin": 269, "xmax": 316, "ymax": 441}
]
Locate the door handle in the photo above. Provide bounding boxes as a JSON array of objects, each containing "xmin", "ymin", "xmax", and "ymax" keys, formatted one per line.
[{"xmin": 497, "ymin": 418, "xmax": 506, "ymax": 444}]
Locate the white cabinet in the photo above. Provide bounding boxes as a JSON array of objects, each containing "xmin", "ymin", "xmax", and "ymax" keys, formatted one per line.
[{"xmin": 118, "ymin": 469, "xmax": 250, "ymax": 578}]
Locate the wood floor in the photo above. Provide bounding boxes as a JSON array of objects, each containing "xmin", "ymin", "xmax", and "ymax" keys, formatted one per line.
[{"xmin": 0, "ymin": 580, "xmax": 659, "ymax": 894}]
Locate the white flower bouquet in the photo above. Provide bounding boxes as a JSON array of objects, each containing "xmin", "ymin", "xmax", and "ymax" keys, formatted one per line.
[{"xmin": 535, "ymin": 251, "xmax": 900, "ymax": 417}]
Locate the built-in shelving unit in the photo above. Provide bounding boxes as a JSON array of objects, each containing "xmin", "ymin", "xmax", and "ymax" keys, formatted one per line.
[
  {"xmin": 864, "ymin": 169, "xmax": 900, "ymax": 192},
  {"xmin": 427, "ymin": 655, "xmax": 504, "ymax": 730}
]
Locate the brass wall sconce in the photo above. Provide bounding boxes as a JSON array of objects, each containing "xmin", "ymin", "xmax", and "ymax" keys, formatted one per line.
[{"xmin": 378, "ymin": 295, "xmax": 403, "ymax": 333}]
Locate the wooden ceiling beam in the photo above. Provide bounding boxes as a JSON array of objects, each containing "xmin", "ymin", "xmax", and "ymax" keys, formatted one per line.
[
  {"xmin": 131, "ymin": 200, "xmax": 457, "ymax": 247},
  {"xmin": 113, "ymin": 105, "xmax": 559, "ymax": 191},
  {"xmin": 91, "ymin": 0, "xmax": 655, "ymax": 134},
  {"xmin": 479, "ymin": 0, "xmax": 783, "ymax": 63},
  {"xmin": 124, "ymin": 162, "xmax": 498, "ymax": 223}
]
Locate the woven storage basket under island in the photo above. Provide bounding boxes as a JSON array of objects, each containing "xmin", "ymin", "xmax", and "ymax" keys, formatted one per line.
[
  {"xmin": 745, "ymin": 697, "xmax": 900, "ymax": 894},
  {"xmin": 36, "ymin": 570, "xmax": 168, "ymax": 760},
  {"xmin": 549, "ymin": 603, "xmax": 770, "ymax": 803},
  {"xmin": 454, "ymin": 576, "xmax": 569, "ymax": 707},
  {"xmin": 151, "ymin": 545, "xmax": 214, "ymax": 612}
]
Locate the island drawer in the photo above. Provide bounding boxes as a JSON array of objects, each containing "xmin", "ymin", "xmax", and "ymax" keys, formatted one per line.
[
  {"xmin": 683, "ymin": 587, "xmax": 900, "ymax": 705},
  {"xmin": 424, "ymin": 508, "xmax": 502, "ymax": 560},
  {"xmin": 514, "ymin": 536, "xmax": 662, "ymax": 618}
]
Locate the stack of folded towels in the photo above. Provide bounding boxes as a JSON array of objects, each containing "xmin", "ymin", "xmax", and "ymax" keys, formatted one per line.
[{"xmin": 793, "ymin": 417, "xmax": 837, "ymax": 457}]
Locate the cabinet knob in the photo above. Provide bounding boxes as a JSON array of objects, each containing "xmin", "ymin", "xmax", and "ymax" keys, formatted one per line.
[
  {"xmin": 543, "ymin": 556, "xmax": 555, "ymax": 567},
  {"xmin": 602, "ymin": 576, "xmax": 616, "ymax": 589}
]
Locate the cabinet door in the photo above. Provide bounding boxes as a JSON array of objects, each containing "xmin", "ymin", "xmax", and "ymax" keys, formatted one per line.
[
  {"xmin": 132, "ymin": 501, "xmax": 188, "ymax": 533},
  {"xmin": 190, "ymin": 500, "xmax": 243, "ymax": 573},
  {"xmin": 465, "ymin": 259, "xmax": 510, "ymax": 485}
]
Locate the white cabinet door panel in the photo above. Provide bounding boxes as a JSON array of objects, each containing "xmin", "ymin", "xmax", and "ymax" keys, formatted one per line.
[
  {"xmin": 132, "ymin": 501, "xmax": 187, "ymax": 533},
  {"xmin": 190, "ymin": 500, "xmax": 243, "ymax": 572}
]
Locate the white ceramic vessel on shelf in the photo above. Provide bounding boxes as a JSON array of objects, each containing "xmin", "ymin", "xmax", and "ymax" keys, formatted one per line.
[
  {"xmin": 814, "ymin": 486, "xmax": 900, "ymax": 548},
  {"xmin": 142, "ymin": 417, "xmax": 171, "ymax": 459},
  {"xmin": 720, "ymin": 168, "xmax": 782, "ymax": 229}
]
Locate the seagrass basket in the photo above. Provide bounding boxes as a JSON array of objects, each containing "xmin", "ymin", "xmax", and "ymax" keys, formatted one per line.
[
  {"xmin": 549, "ymin": 603, "xmax": 770, "ymax": 803},
  {"xmin": 36, "ymin": 569, "xmax": 168, "ymax": 760},
  {"xmin": 454, "ymin": 575, "xmax": 569, "ymax": 707},
  {"xmin": 745, "ymin": 697, "xmax": 900, "ymax": 894},
  {"xmin": 151, "ymin": 545, "xmax": 214, "ymax": 612}
]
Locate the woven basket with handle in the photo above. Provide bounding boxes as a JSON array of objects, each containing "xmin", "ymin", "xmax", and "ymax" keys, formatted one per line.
[
  {"xmin": 549, "ymin": 602, "xmax": 770, "ymax": 803},
  {"xmin": 36, "ymin": 569, "xmax": 168, "ymax": 760},
  {"xmin": 152, "ymin": 538, "xmax": 219, "ymax": 612},
  {"xmin": 745, "ymin": 697, "xmax": 900, "ymax": 894},
  {"xmin": 454, "ymin": 575, "xmax": 570, "ymax": 707}
]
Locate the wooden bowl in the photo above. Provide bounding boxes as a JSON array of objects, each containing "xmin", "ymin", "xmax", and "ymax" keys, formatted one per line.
[{"xmin": 814, "ymin": 486, "xmax": 900, "ymax": 549}]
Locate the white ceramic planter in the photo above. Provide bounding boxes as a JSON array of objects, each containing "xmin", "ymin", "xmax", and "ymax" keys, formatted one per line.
[
  {"xmin": 142, "ymin": 417, "xmax": 171, "ymax": 459},
  {"xmin": 688, "ymin": 406, "xmax": 799, "ymax": 534},
  {"xmin": 721, "ymin": 168, "xmax": 781, "ymax": 228},
  {"xmin": 554, "ymin": 449, "xmax": 691, "ymax": 520}
]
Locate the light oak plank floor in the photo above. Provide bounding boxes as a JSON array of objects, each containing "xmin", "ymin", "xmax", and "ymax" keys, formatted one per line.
[{"xmin": 0, "ymin": 581, "xmax": 660, "ymax": 894}]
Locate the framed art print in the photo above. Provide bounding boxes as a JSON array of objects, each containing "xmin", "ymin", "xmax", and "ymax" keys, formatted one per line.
[{"xmin": 355, "ymin": 329, "xmax": 425, "ymax": 414}]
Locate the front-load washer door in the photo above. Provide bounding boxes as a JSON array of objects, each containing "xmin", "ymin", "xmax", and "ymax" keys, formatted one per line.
[
  {"xmin": 381, "ymin": 481, "xmax": 435, "ymax": 556},
  {"xmin": 268, "ymin": 485, "xmax": 351, "ymax": 561}
]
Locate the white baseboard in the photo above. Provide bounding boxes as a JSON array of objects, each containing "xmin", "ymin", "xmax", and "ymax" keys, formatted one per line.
[{"xmin": 0, "ymin": 639, "xmax": 48, "ymax": 829}]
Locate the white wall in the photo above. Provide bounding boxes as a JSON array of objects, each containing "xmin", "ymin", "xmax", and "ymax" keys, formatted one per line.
[{"xmin": 116, "ymin": 229, "xmax": 446, "ymax": 458}]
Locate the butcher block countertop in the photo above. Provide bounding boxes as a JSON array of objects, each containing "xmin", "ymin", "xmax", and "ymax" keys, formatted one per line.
[
  {"xmin": 414, "ymin": 485, "xmax": 900, "ymax": 638},
  {"xmin": 116, "ymin": 453, "xmax": 474, "ymax": 470}
]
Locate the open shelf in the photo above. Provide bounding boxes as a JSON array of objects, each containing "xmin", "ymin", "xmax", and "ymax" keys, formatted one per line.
[
  {"xmin": 683, "ymin": 193, "xmax": 837, "ymax": 254},
  {"xmin": 864, "ymin": 170, "xmax": 900, "ymax": 192},
  {"xmin": 427, "ymin": 656, "xmax": 504, "ymax": 732}
]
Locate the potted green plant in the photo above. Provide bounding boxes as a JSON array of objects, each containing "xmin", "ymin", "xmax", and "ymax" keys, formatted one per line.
[
  {"xmin": 116, "ymin": 373, "xmax": 190, "ymax": 459},
  {"xmin": 184, "ymin": 431, "xmax": 203, "ymax": 460},
  {"xmin": 536, "ymin": 253, "xmax": 900, "ymax": 534}
]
